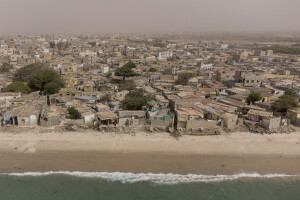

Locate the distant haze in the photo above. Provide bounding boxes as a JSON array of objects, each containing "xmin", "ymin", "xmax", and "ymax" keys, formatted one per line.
[{"xmin": 0, "ymin": 0, "xmax": 300, "ymax": 34}]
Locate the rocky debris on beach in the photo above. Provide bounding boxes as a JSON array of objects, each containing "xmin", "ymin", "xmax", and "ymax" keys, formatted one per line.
[{"xmin": 250, "ymin": 126, "xmax": 295, "ymax": 135}]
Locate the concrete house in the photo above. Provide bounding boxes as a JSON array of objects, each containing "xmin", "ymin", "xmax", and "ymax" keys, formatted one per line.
[
  {"xmin": 4, "ymin": 106, "xmax": 40, "ymax": 127},
  {"xmin": 247, "ymin": 109, "xmax": 273, "ymax": 122},
  {"xmin": 0, "ymin": 92, "xmax": 21, "ymax": 102},
  {"xmin": 146, "ymin": 108, "xmax": 174, "ymax": 128},
  {"xmin": 97, "ymin": 111, "xmax": 119, "ymax": 127},
  {"xmin": 40, "ymin": 106, "xmax": 66, "ymax": 127},
  {"xmin": 260, "ymin": 117, "xmax": 281, "ymax": 131},
  {"xmin": 176, "ymin": 107, "xmax": 214, "ymax": 130},
  {"xmin": 235, "ymin": 71, "xmax": 262, "ymax": 87},
  {"xmin": 118, "ymin": 110, "xmax": 146, "ymax": 126},
  {"xmin": 287, "ymin": 108, "xmax": 300, "ymax": 126}
]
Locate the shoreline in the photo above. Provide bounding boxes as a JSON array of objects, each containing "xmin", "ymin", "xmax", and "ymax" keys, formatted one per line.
[{"xmin": 0, "ymin": 131, "xmax": 300, "ymax": 175}]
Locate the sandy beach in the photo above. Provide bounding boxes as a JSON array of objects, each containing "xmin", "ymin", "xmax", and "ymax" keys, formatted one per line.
[{"xmin": 0, "ymin": 131, "xmax": 300, "ymax": 175}]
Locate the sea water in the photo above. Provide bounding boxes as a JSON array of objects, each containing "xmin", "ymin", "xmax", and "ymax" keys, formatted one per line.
[{"xmin": 0, "ymin": 172, "xmax": 299, "ymax": 200}]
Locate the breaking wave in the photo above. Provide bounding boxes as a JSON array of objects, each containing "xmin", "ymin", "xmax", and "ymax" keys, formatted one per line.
[{"xmin": 3, "ymin": 171, "xmax": 296, "ymax": 184}]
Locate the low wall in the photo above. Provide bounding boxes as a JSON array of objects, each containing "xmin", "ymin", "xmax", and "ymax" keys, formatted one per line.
[{"xmin": 186, "ymin": 120, "xmax": 216, "ymax": 129}]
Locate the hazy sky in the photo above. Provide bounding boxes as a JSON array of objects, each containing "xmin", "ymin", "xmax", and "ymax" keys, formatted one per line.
[{"xmin": 0, "ymin": 0, "xmax": 299, "ymax": 34}]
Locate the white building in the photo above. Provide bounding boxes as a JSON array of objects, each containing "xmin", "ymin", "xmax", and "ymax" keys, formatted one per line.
[
  {"xmin": 102, "ymin": 66, "xmax": 110, "ymax": 74},
  {"xmin": 167, "ymin": 44, "xmax": 176, "ymax": 49},
  {"xmin": 200, "ymin": 63, "xmax": 214, "ymax": 70},
  {"xmin": 79, "ymin": 50, "xmax": 97, "ymax": 57},
  {"xmin": 158, "ymin": 52, "xmax": 173, "ymax": 60},
  {"xmin": 221, "ymin": 44, "xmax": 229, "ymax": 49}
]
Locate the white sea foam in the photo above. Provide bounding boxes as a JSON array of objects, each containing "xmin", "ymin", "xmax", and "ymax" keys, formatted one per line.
[{"xmin": 3, "ymin": 171, "xmax": 296, "ymax": 184}]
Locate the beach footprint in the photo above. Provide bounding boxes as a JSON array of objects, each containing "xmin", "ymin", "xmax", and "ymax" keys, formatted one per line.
[{"xmin": 18, "ymin": 141, "xmax": 37, "ymax": 153}]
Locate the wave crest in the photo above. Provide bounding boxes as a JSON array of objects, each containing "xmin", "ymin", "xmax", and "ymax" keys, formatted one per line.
[{"xmin": 3, "ymin": 171, "xmax": 296, "ymax": 184}]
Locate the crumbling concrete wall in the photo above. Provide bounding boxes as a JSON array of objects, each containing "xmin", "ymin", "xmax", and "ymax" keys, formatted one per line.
[
  {"xmin": 118, "ymin": 118, "xmax": 141, "ymax": 126},
  {"xmin": 177, "ymin": 121, "xmax": 187, "ymax": 129},
  {"xmin": 186, "ymin": 120, "xmax": 216, "ymax": 130},
  {"xmin": 40, "ymin": 117, "xmax": 60, "ymax": 127},
  {"xmin": 84, "ymin": 113, "xmax": 95, "ymax": 124},
  {"xmin": 260, "ymin": 117, "xmax": 281, "ymax": 131},
  {"xmin": 149, "ymin": 119, "xmax": 173, "ymax": 127},
  {"xmin": 286, "ymin": 110, "xmax": 300, "ymax": 127},
  {"xmin": 18, "ymin": 117, "xmax": 30, "ymax": 127},
  {"xmin": 18, "ymin": 115, "xmax": 38, "ymax": 127},
  {"xmin": 118, "ymin": 118, "xmax": 129, "ymax": 126},
  {"xmin": 223, "ymin": 115, "xmax": 238, "ymax": 129}
]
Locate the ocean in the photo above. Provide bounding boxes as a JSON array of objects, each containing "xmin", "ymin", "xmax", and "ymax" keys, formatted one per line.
[{"xmin": 0, "ymin": 172, "xmax": 299, "ymax": 200}]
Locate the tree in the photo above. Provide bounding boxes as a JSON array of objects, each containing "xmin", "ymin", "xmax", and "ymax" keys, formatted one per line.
[
  {"xmin": 28, "ymin": 69, "xmax": 65, "ymax": 105},
  {"xmin": 148, "ymin": 67, "xmax": 157, "ymax": 72},
  {"xmin": 57, "ymin": 42, "xmax": 69, "ymax": 51},
  {"xmin": 13, "ymin": 63, "xmax": 49, "ymax": 82},
  {"xmin": 176, "ymin": 72, "xmax": 194, "ymax": 85},
  {"xmin": 123, "ymin": 61, "xmax": 137, "ymax": 69},
  {"xmin": 284, "ymin": 89, "xmax": 296, "ymax": 96},
  {"xmin": 115, "ymin": 62, "xmax": 139, "ymax": 80},
  {"xmin": 247, "ymin": 92, "xmax": 262, "ymax": 104},
  {"xmin": 122, "ymin": 89, "xmax": 147, "ymax": 110},
  {"xmin": 100, "ymin": 94, "xmax": 111, "ymax": 102},
  {"xmin": 44, "ymin": 82, "xmax": 63, "ymax": 95},
  {"xmin": 68, "ymin": 107, "xmax": 79, "ymax": 119},
  {"xmin": 118, "ymin": 80, "xmax": 136, "ymax": 91},
  {"xmin": 0, "ymin": 62, "xmax": 12, "ymax": 73},
  {"xmin": 272, "ymin": 89, "xmax": 298, "ymax": 112},
  {"xmin": 106, "ymin": 72, "xmax": 112, "ymax": 78},
  {"xmin": 2, "ymin": 81, "xmax": 31, "ymax": 94},
  {"xmin": 90, "ymin": 42, "xmax": 96, "ymax": 47}
]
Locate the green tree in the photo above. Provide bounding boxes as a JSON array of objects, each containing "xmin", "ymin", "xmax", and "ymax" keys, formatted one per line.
[
  {"xmin": 118, "ymin": 80, "xmax": 136, "ymax": 91},
  {"xmin": 90, "ymin": 42, "xmax": 96, "ymax": 47},
  {"xmin": 247, "ymin": 92, "xmax": 262, "ymax": 104},
  {"xmin": 68, "ymin": 107, "xmax": 79, "ymax": 119},
  {"xmin": 122, "ymin": 89, "xmax": 147, "ymax": 110},
  {"xmin": 28, "ymin": 69, "xmax": 65, "ymax": 105},
  {"xmin": 44, "ymin": 82, "xmax": 63, "ymax": 95},
  {"xmin": 148, "ymin": 67, "xmax": 157, "ymax": 72},
  {"xmin": 57, "ymin": 42, "xmax": 63, "ymax": 51},
  {"xmin": 123, "ymin": 61, "xmax": 137, "ymax": 69},
  {"xmin": 284, "ymin": 89, "xmax": 296, "ymax": 96},
  {"xmin": 106, "ymin": 72, "xmax": 112, "ymax": 78},
  {"xmin": 261, "ymin": 45, "xmax": 300, "ymax": 55},
  {"xmin": 115, "ymin": 62, "xmax": 139, "ymax": 80},
  {"xmin": 0, "ymin": 62, "xmax": 12, "ymax": 73},
  {"xmin": 3, "ymin": 81, "xmax": 31, "ymax": 94},
  {"xmin": 13, "ymin": 63, "xmax": 49, "ymax": 82},
  {"xmin": 176, "ymin": 72, "xmax": 194, "ymax": 85},
  {"xmin": 100, "ymin": 94, "xmax": 111, "ymax": 102},
  {"xmin": 272, "ymin": 90, "xmax": 298, "ymax": 112}
]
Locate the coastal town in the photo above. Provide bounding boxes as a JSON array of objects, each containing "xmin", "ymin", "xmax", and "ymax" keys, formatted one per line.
[
  {"xmin": 0, "ymin": 34, "xmax": 300, "ymax": 135},
  {"xmin": 2, "ymin": 0, "xmax": 300, "ymax": 198}
]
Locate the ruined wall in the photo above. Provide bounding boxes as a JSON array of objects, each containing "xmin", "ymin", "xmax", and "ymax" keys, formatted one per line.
[
  {"xmin": 18, "ymin": 117, "xmax": 30, "ymax": 127},
  {"xmin": 223, "ymin": 115, "xmax": 238, "ymax": 129},
  {"xmin": 118, "ymin": 118, "xmax": 129, "ymax": 126},
  {"xmin": 118, "ymin": 118, "xmax": 141, "ymax": 126},
  {"xmin": 41, "ymin": 117, "xmax": 60, "ymax": 127},
  {"xmin": 177, "ymin": 121, "xmax": 187, "ymax": 129},
  {"xmin": 186, "ymin": 120, "xmax": 216, "ymax": 129},
  {"xmin": 118, "ymin": 111, "xmax": 145, "ymax": 118},
  {"xmin": 286, "ymin": 110, "xmax": 300, "ymax": 126},
  {"xmin": 260, "ymin": 117, "xmax": 281, "ymax": 130},
  {"xmin": 149, "ymin": 119, "xmax": 173, "ymax": 127},
  {"xmin": 84, "ymin": 114, "xmax": 95, "ymax": 124},
  {"xmin": 18, "ymin": 115, "xmax": 38, "ymax": 127}
]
